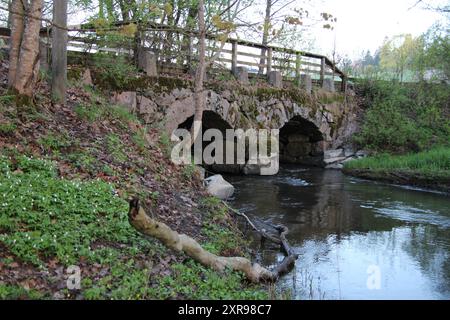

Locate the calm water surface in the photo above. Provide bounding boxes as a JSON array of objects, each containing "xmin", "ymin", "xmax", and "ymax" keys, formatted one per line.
[{"xmin": 226, "ymin": 166, "xmax": 450, "ymax": 300}]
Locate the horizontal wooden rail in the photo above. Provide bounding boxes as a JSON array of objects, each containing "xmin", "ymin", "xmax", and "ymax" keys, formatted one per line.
[{"xmin": 0, "ymin": 23, "xmax": 348, "ymax": 92}]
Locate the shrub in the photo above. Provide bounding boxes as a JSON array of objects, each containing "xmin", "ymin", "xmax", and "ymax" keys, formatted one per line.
[{"xmin": 354, "ymin": 80, "xmax": 450, "ymax": 153}]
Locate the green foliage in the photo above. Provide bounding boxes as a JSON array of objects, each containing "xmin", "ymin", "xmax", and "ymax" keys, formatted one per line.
[
  {"xmin": 93, "ymin": 53, "xmax": 138, "ymax": 89},
  {"xmin": 0, "ymin": 284, "xmax": 44, "ymax": 300},
  {"xmin": 65, "ymin": 150, "xmax": 99, "ymax": 173},
  {"xmin": 182, "ymin": 163, "xmax": 197, "ymax": 180},
  {"xmin": 0, "ymin": 154, "xmax": 267, "ymax": 299},
  {"xmin": 155, "ymin": 260, "xmax": 268, "ymax": 300},
  {"xmin": 200, "ymin": 196, "xmax": 243, "ymax": 256},
  {"xmin": 354, "ymin": 80, "xmax": 450, "ymax": 152},
  {"xmin": 158, "ymin": 131, "xmax": 172, "ymax": 157},
  {"xmin": 0, "ymin": 122, "xmax": 17, "ymax": 135},
  {"xmin": 74, "ymin": 103, "xmax": 104, "ymax": 122},
  {"xmin": 109, "ymin": 105, "xmax": 139, "ymax": 124},
  {"xmin": 0, "ymin": 155, "xmax": 152, "ymax": 267},
  {"xmin": 344, "ymin": 146, "xmax": 450, "ymax": 178},
  {"xmin": 38, "ymin": 132, "xmax": 73, "ymax": 153},
  {"xmin": 106, "ymin": 133, "xmax": 127, "ymax": 162}
]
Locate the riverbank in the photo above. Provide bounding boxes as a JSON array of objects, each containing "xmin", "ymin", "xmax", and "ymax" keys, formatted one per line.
[
  {"xmin": 0, "ymin": 61, "xmax": 267, "ymax": 299},
  {"xmin": 343, "ymin": 147, "xmax": 450, "ymax": 193}
]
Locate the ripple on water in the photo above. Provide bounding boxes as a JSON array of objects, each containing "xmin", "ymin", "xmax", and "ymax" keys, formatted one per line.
[
  {"xmin": 277, "ymin": 177, "xmax": 310, "ymax": 187},
  {"xmin": 374, "ymin": 203, "xmax": 450, "ymax": 229}
]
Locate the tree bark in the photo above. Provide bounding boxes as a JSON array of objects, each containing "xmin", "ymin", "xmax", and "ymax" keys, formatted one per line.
[
  {"xmin": 51, "ymin": 0, "xmax": 68, "ymax": 104},
  {"xmin": 13, "ymin": 0, "xmax": 44, "ymax": 97},
  {"xmin": 128, "ymin": 199, "xmax": 277, "ymax": 283},
  {"xmin": 190, "ymin": 0, "xmax": 206, "ymax": 150},
  {"xmin": 258, "ymin": 0, "xmax": 272, "ymax": 75},
  {"xmin": 8, "ymin": 0, "xmax": 24, "ymax": 88}
]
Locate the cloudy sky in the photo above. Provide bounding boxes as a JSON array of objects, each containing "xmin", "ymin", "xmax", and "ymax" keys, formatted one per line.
[
  {"xmin": 313, "ymin": 0, "xmax": 448, "ymax": 58},
  {"xmin": 66, "ymin": 0, "xmax": 448, "ymax": 60}
]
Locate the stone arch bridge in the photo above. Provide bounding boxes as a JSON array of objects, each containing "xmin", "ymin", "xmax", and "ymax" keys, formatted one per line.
[{"xmin": 111, "ymin": 77, "xmax": 360, "ymax": 174}]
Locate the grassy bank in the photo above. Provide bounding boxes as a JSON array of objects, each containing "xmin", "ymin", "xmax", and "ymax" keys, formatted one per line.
[
  {"xmin": 343, "ymin": 147, "xmax": 450, "ymax": 192},
  {"xmin": 0, "ymin": 61, "xmax": 268, "ymax": 299}
]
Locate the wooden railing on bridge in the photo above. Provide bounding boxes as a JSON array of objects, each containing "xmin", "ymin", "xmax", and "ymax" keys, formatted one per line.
[{"xmin": 0, "ymin": 23, "xmax": 347, "ymax": 92}]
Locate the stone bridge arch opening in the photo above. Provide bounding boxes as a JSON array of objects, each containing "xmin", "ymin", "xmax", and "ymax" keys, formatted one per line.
[
  {"xmin": 279, "ymin": 116, "xmax": 325, "ymax": 166},
  {"xmin": 177, "ymin": 111, "xmax": 242, "ymax": 174},
  {"xmin": 177, "ymin": 110, "xmax": 232, "ymax": 135}
]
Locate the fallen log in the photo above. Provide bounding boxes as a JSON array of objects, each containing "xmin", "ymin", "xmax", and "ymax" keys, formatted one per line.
[{"xmin": 128, "ymin": 198, "xmax": 298, "ymax": 282}]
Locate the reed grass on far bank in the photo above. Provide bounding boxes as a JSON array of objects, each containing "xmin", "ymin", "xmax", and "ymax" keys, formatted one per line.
[{"xmin": 344, "ymin": 147, "xmax": 450, "ymax": 178}]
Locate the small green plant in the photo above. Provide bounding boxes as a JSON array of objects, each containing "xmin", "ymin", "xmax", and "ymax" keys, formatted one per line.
[
  {"xmin": 74, "ymin": 103, "xmax": 104, "ymax": 122},
  {"xmin": 108, "ymin": 105, "xmax": 139, "ymax": 124},
  {"xmin": 182, "ymin": 163, "xmax": 197, "ymax": 180},
  {"xmin": 0, "ymin": 284, "xmax": 44, "ymax": 300},
  {"xmin": 93, "ymin": 53, "xmax": 138, "ymax": 89},
  {"xmin": 154, "ymin": 260, "xmax": 267, "ymax": 300},
  {"xmin": 37, "ymin": 132, "xmax": 72, "ymax": 153},
  {"xmin": 158, "ymin": 131, "xmax": 172, "ymax": 157},
  {"xmin": 106, "ymin": 133, "xmax": 127, "ymax": 162},
  {"xmin": 132, "ymin": 129, "xmax": 148, "ymax": 153},
  {"xmin": 0, "ymin": 122, "xmax": 17, "ymax": 135}
]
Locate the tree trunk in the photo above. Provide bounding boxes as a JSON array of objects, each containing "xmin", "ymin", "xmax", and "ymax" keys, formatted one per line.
[
  {"xmin": 190, "ymin": 0, "xmax": 206, "ymax": 151},
  {"xmin": 8, "ymin": 0, "xmax": 25, "ymax": 88},
  {"xmin": 128, "ymin": 199, "xmax": 298, "ymax": 283},
  {"xmin": 258, "ymin": 0, "xmax": 271, "ymax": 75},
  {"xmin": 51, "ymin": 0, "xmax": 68, "ymax": 104},
  {"xmin": 98, "ymin": 0, "xmax": 105, "ymax": 19},
  {"xmin": 13, "ymin": 0, "xmax": 44, "ymax": 98},
  {"xmin": 128, "ymin": 199, "xmax": 276, "ymax": 283}
]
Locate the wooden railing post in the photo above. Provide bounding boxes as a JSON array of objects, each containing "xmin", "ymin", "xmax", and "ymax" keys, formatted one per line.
[
  {"xmin": 267, "ymin": 47, "xmax": 273, "ymax": 75},
  {"xmin": 320, "ymin": 57, "xmax": 325, "ymax": 86},
  {"xmin": 295, "ymin": 52, "xmax": 301, "ymax": 85},
  {"xmin": 341, "ymin": 75, "xmax": 347, "ymax": 94},
  {"xmin": 231, "ymin": 40, "xmax": 237, "ymax": 74}
]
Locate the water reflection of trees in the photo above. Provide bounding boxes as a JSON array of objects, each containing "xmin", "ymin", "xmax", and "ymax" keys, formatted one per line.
[
  {"xmin": 402, "ymin": 225, "xmax": 450, "ymax": 296},
  {"xmin": 272, "ymin": 169, "xmax": 402, "ymax": 241},
  {"xmin": 229, "ymin": 168, "xmax": 450, "ymax": 298}
]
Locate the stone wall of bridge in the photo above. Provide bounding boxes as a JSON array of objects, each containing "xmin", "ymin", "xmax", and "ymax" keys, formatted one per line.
[{"xmin": 108, "ymin": 75, "xmax": 361, "ymax": 172}]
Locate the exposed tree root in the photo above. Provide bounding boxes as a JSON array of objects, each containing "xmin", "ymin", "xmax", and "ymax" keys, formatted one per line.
[{"xmin": 128, "ymin": 199, "xmax": 298, "ymax": 283}]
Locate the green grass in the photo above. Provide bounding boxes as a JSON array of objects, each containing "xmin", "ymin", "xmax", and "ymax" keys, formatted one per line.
[
  {"xmin": 75, "ymin": 102, "xmax": 139, "ymax": 126},
  {"xmin": 344, "ymin": 147, "xmax": 450, "ymax": 178}
]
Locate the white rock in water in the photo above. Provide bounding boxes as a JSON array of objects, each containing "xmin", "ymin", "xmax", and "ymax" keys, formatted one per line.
[
  {"xmin": 324, "ymin": 148, "xmax": 344, "ymax": 159},
  {"xmin": 204, "ymin": 174, "xmax": 235, "ymax": 200}
]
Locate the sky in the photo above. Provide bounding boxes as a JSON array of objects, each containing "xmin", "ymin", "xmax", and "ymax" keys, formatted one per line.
[
  {"xmin": 312, "ymin": 0, "xmax": 448, "ymax": 59},
  {"xmin": 65, "ymin": 0, "xmax": 448, "ymax": 61}
]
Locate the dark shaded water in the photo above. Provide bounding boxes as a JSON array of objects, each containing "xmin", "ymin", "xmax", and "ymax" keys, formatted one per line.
[{"xmin": 226, "ymin": 166, "xmax": 450, "ymax": 300}]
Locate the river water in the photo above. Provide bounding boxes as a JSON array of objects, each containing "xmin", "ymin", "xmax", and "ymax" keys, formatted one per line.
[{"xmin": 225, "ymin": 166, "xmax": 450, "ymax": 300}]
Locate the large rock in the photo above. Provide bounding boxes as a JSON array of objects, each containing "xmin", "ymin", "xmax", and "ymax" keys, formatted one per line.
[
  {"xmin": 111, "ymin": 91, "xmax": 137, "ymax": 112},
  {"xmin": 324, "ymin": 148, "xmax": 344, "ymax": 159},
  {"xmin": 204, "ymin": 175, "xmax": 234, "ymax": 200},
  {"xmin": 138, "ymin": 96, "xmax": 159, "ymax": 123},
  {"xmin": 324, "ymin": 156, "xmax": 347, "ymax": 165}
]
